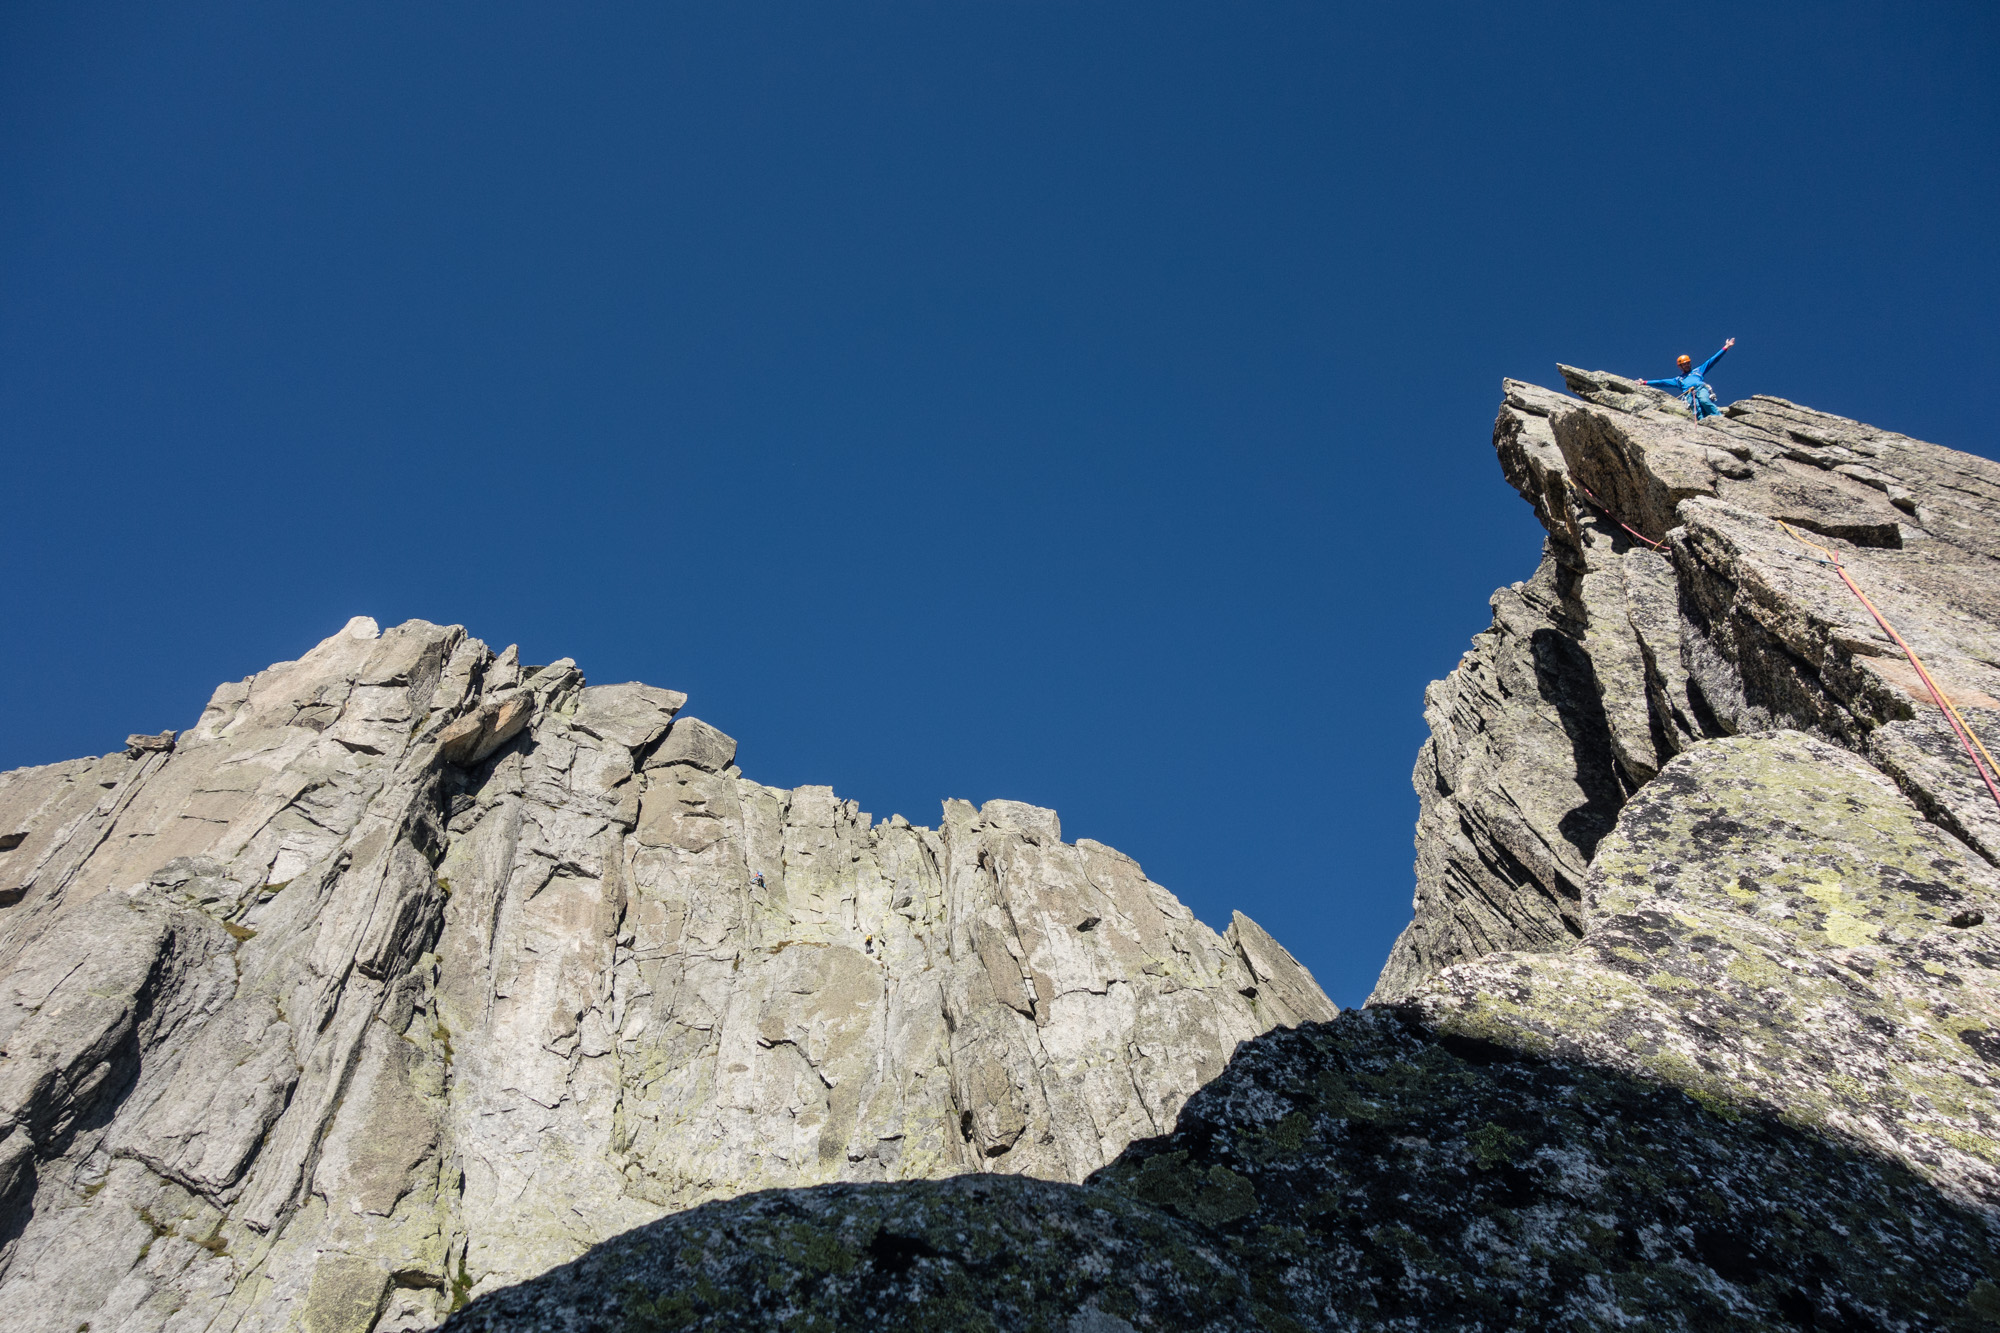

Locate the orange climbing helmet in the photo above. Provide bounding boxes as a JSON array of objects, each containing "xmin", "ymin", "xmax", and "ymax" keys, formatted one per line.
[{"xmin": 1676, "ymin": 354, "xmax": 1693, "ymax": 370}]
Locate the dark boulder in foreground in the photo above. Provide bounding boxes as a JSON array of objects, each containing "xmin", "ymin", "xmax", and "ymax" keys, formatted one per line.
[{"xmin": 447, "ymin": 1011, "xmax": 2000, "ymax": 1331}]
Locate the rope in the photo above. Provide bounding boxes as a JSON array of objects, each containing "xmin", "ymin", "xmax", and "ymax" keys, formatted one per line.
[
  {"xmin": 1555, "ymin": 477, "xmax": 1996, "ymax": 822},
  {"xmin": 1777, "ymin": 521, "xmax": 2000, "ymax": 821},
  {"xmin": 1571, "ymin": 480, "xmax": 1667, "ymax": 551}
]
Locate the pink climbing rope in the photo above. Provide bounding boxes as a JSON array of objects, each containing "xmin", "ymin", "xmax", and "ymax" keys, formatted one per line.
[{"xmin": 1572, "ymin": 480, "xmax": 1667, "ymax": 551}]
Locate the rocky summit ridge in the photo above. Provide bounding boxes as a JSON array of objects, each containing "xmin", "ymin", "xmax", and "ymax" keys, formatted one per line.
[{"xmin": 4, "ymin": 367, "xmax": 2000, "ymax": 1331}]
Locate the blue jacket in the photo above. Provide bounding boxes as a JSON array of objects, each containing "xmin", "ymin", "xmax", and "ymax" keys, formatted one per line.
[{"xmin": 1643, "ymin": 343, "xmax": 1730, "ymax": 398}]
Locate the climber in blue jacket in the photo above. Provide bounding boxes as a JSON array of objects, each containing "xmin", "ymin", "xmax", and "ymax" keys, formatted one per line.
[{"xmin": 1641, "ymin": 338, "xmax": 1735, "ymax": 418}]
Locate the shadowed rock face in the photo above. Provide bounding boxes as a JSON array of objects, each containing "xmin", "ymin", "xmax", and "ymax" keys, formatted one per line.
[
  {"xmin": 442, "ymin": 1012, "xmax": 2000, "ymax": 1333},
  {"xmin": 438, "ymin": 374, "xmax": 2000, "ymax": 1331},
  {"xmin": 0, "ymin": 620, "xmax": 1330, "ymax": 1332}
]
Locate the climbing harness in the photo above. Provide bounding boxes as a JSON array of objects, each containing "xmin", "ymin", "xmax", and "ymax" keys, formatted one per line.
[
  {"xmin": 1573, "ymin": 480, "xmax": 1667, "ymax": 551},
  {"xmin": 1778, "ymin": 521, "xmax": 2000, "ymax": 821},
  {"xmin": 1683, "ymin": 385, "xmax": 1727, "ymax": 419}
]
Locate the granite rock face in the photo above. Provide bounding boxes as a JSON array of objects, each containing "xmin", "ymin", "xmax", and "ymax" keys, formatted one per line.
[
  {"xmin": 9, "ymin": 369, "xmax": 2000, "ymax": 1331},
  {"xmin": 439, "ymin": 372, "xmax": 2000, "ymax": 1330},
  {"xmin": 448, "ymin": 1008, "xmax": 2000, "ymax": 1332},
  {"xmin": 0, "ymin": 618, "xmax": 1331, "ymax": 1332},
  {"xmin": 450, "ymin": 724, "xmax": 2000, "ymax": 1331},
  {"xmin": 1374, "ymin": 370, "xmax": 2000, "ymax": 1000}
]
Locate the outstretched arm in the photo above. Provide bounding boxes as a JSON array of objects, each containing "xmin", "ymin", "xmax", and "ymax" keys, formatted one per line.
[
  {"xmin": 1639, "ymin": 377, "xmax": 1681, "ymax": 389},
  {"xmin": 1696, "ymin": 336, "xmax": 1735, "ymax": 376}
]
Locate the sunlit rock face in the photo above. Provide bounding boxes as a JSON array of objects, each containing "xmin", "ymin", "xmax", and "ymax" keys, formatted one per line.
[
  {"xmin": 440, "ymin": 376, "xmax": 2000, "ymax": 1332},
  {"xmin": 1375, "ymin": 372, "xmax": 2000, "ymax": 1002},
  {"xmin": 10, "ymin": 370, "xmax": 2000, "ymax": 1332},
  {"xmin": 0, "ymin": 617, "xmax": 1331, "ymax": 1332}
]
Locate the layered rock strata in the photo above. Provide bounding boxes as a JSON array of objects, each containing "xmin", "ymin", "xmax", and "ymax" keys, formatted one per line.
[
  {"xmin": 0, "ymin": 620, "xmax": 1332, "ymax": 1332},
  {"xmin": 443, "ymin": 372, "xmax": 2000, "ymax": 1331},
  {"xmin": 1375, "ymin": 368, "xmax": 2000, "ymax": 1001}
]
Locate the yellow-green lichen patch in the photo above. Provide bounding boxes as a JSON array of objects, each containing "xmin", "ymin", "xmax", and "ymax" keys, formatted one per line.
[
  {"xmin": 1591, "ymin": 733, "xmax": 1988, "ymax": 945},
  {"xmin": 1413, "ymin": 730, "xmax": 2000, "ymax": 1200},
  {"xmin": 1465, "ymin": 1122, "xmax": 1526, "ymax": 1169}
]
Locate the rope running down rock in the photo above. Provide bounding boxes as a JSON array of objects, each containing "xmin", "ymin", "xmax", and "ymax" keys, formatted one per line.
[
  {"xmin": 1573, "ymin": 481, "xmax": 1667, "ymax": 551},
  {"xmin": 1778, "ymin": 520, "xmax": 2000, "ymax": 821}
]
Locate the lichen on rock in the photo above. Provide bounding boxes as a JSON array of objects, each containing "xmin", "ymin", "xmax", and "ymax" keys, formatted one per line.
[
  {"xmin": 8, "ymin": 367, "xmax": 2000, "ymax": 1331},
  {"xmin": 443, "ymin": 1011, "xmax": 2000, "ymax": 1331},
  {"xmin": 436, "ymin": 372, "xmax": 2000, "ymax": 1331}
]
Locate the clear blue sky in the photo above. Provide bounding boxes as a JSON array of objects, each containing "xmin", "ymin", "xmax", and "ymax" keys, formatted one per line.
[{"xmin": 4, "ymin": 4, "xmax": 1995, "ymax": 1006}]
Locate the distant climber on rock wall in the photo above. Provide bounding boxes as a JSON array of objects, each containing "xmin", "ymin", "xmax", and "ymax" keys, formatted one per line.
[{"xmin": 1641, "ymin": 337, "xmax": 1735, "ymax": 418}]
